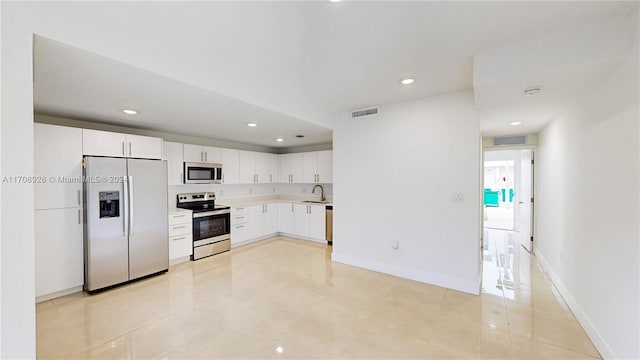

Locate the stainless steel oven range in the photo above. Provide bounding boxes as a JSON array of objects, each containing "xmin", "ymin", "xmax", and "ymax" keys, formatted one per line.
[{"xmin": 176, "ymin": 192, "xmax": 231, "ymax": 260}]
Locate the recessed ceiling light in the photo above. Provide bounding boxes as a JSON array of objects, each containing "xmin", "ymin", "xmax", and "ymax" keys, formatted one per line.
[
  {"xmin": 276, "ymin": 138, "xmax": 284, "ymax": 142},
  {"xmin": 509, "ymin": 121, "xmax": 523, "ymax": 126},
  {"xmin": 524, "ymin": 87, "xmax": 542, "ymax": 96},
  {"xmin": 328, "ymin": 0, "xmax": 342, "ymax": 3},
  {"xmin": 295, "ymin": 135, "xmax": 305, "ymax": 138},
  {"xmin": 122, "ymin": 109, "xmax": 137, "ymax": 115},
  {"xmin": 400, "ymin": 78, "xmax": 415, "ymax": 85},
  {"xmin": 247, "ymin": 123, "xmax": 257, "ymax": 127}
]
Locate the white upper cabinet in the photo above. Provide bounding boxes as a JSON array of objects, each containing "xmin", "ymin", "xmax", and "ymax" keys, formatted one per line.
[
  {"xmin": 239, "ymin": 151, "xmax": 256, "ymax": 184},
  {"xmin": 82, "ymin": 129, "xmax": 162, "ymax": 159},
  {"xmin": 34, "ymin": 123, "xmax": 83, "ymax": 210},
  {"xmin": 302, "ymin": 150, "xmax": 333, "ymax": 184},
  {"xmin": 127, "ymin": 134, "xmax": 163, "ymax": 159},
  {"xmin": 220, "ymin": 148, "xmax": 240, "ymax": 184},
  {"xmin": 163, "ymin": 141, "xmax": 184, "ymax": 185},
  {"xmin": 255, "ymin": 152, "xmax": 269, "ymax": 184},
  {"xmin": 279, "ymin": 153, "xmax": 303, "ymax": 183},
  {"xmin": 239, "ymin": 151, "xmax": 273, "ymax": 184},
  {"xmin": 316, "ymin": 150, "xmax": 333, "ymax": 183},
  {"xmin": 268, "ymin": 154, "xmax": 279, "ymax": 183},
  {"xmin": 82, "ymin": 129, "xmax": 127, "ymax": 157},
  {"xmin": 183, "ymin": 144, "xmax": 221, "ymax": 163}
]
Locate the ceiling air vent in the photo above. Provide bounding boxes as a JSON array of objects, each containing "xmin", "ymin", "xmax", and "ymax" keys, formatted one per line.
[
  {"xmin": 351, "ymin": 107, "xmax": 378, "ymax": 118},
  {"xmin": 493, "ymin": 136, "xmax": 526, "ymax": 146}
]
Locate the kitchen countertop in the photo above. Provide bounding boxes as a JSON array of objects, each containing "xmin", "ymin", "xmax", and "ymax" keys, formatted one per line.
[{"xmin": 168, "ymin": 208, "xmax": 193, "ymax": 215}]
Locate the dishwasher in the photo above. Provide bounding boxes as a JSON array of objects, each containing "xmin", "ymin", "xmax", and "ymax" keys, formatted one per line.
[{"xmin": 326, "ymin": 205, "xmax": 333, "ymax": 245}]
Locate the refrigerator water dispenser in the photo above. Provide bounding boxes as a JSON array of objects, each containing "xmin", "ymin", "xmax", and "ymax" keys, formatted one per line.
[{"xmin": 99, "ymin": 191, "xmax": 120, "ymax": 218}]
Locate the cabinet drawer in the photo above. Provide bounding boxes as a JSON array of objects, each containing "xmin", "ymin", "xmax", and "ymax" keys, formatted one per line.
[
  {"xmin": 169, "ymin": 213, "xmax": 191, "ymax": 225},
  {"xmin": 233, "ymin": 206, "xmax": 248, "ymax": 215},
  {"xmin": 169, "ymin": 234, "xmax": 192, "ymax": 259},
  {"xmin": 169, "ymin": 223, "xmax": 192, "ymax": 237},
  {"xmin": 232, "ymin": 213, "xmax": 248, "ymax": 225}
]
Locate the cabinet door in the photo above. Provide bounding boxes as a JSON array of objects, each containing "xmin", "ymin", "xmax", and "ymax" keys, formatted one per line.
[
  {"xmin": 302, "ymin": 152, "xmax": 317, "ymax": 183},
  {"xmin": 293, "ymin": 204, "xmax": 309, "ymax": 237},
  {"xmin": 83, "ymin": 129, "xmax": 127, "ymax": 157},
  {"xmin": 221, "ymin": 148, "xmax": 240, "ymax": 184},
  {"xmin": 169, "ymin": 233, "xmax": 192, "ymax": 260},
  {"xmin": 231, "ymin": 223, "xmax": 249, "ymax": 245},
  {"xmin": 290, "ymin": 153, "xmax": 303, "ymax": 183},
  {"xmin": 255, "ymin": 152, "xmax": 270, "ymax": 184},
  {"xmin": 183, "ymin": 144, "xmax": 204, "ymax": 162},
  {"xmin": 35, "ymin": 208, "xmax": 84, "ymax": 297},
  {"xmin": 279, "ymin": 154, "xmax": 291, "ymax": 183},
  {"xmin": 248, "ymin": 204, "xmax": 265, "ymax": 239},
  {"xmin": 316, "ymin": 150, "xmax": 333, "ymax": 184},
  {"xmin": 268, "ymin": 154, "xmax": 279, "ymax": 183},
  {"xmin": 279, "ymin": 203, "xmax": 295, "ymax": 234},
  {"xmin": 163, "ymin": 142, "xmax": 184, "ymax": 185},
  {"xmin": 202, "ymin": 146, "xmax": 221, "ymax": 164},
  {"xmin": 265, "ymin": 203, "xmax": 279, "ymax": 235},
  {"xmin": 126, "ymin": 134, "xmax": 162, "ymax": 159},
  {"xmin": 308, "ymin": 205, "xmax": 326, "ymax": 240},
  {"xmin": 239, "ymin": 151, "xmax": 256, "ymax": 184},
  {"xmin": 34, "ymin": 124, "xmax": 83, "ymax": 210}
]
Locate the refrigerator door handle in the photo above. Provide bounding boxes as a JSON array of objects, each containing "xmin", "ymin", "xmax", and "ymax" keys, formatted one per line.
[
  {"xmin": 128, "ymin": 175, "xmax": 134, "ymax": 236},
  {"xmin": 123, "ymin": 176, "xmax": 129, "ymax": 236}
]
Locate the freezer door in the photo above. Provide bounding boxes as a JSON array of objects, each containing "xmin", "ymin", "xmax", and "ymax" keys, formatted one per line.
[
  {"xmin": 127, "ymin": 159, "xmax": 169, "ymax": 279},
  {"xmin": 84, "ymin": 157, "xmax": 129, "ymax": 291}
]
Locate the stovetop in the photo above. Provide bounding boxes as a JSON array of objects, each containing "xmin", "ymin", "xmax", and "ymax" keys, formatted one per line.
[{"xmin": 176, "ymin": 192, "xmax": 230, "ymax": 213}]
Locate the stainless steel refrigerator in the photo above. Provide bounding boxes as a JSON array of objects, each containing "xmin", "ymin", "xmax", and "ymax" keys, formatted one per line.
[{"xmin": 83, "ymin": 156, "xmax": 168, "ymax": 292}]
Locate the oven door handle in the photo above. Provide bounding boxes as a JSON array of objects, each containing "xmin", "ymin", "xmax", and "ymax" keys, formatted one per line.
[{"xmin": 193, "ymin": 209, "xmax": 231, "ymax": 218}]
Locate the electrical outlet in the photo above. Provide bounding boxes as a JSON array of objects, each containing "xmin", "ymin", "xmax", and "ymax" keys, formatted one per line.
[
  {"xmin": 220, "ymin": 190, "xmax": 224, "ymax": 197},
  {"xmin": 272, "ymin": 187, "xmax": 276, "ymax": 193},
  {"xmin": 302, "ymin": 188, "xmax": 307, "ymax": 194},
  {"xmin": 249, "ymin": 188, "xmax": 253, "ymax": 195},
  {"xmin": 452, "ymin": 192, "xmax": 464, "ymax": 202}
]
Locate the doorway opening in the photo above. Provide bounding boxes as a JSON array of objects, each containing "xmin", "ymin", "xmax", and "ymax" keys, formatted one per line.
[{"xmin": 481, "ymin": 148, "xmax": 534, "ymax": 296}]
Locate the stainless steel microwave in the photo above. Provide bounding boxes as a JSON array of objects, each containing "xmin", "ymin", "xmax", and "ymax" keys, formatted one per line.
[{"xmin": 184, "ymin": 162, "xmax": 223, "ymax": 184}]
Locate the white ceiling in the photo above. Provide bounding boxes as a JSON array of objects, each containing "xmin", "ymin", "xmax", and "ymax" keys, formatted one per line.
[{"xmin": 31, "ymin": 1, "xmax": 636, "ymax": 144}]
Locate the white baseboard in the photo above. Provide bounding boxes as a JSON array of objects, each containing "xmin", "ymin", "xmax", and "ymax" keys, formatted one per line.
[
  {"xmin": 331, "ymin": 252, "xmax": 480, "ymax": 295},
  {"xmin": 278, "ymin": 232, "xmax": 327, "ymax": 244},
  {"xmin": 170, "ymin": 255, "xmax": 191, "ymax": 266},
  {"xmin": 36, "ymin": 286, "xmax": 82, "ymax": 303},
  {"xmin": 535, "ymin": 251, "xmax": 614, "ymax": 359}
]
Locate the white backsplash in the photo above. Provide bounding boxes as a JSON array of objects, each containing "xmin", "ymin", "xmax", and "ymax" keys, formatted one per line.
[{"xmin": 168, "ymin": 183, "xmax": 333, "ymax": 208}]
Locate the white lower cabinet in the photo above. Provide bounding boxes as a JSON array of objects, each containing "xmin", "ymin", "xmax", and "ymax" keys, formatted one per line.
[
  {"xmin": 290, "ymin": 203, "xmax": 326, "ymax": 240},
  {"xmin": 231, "ymin": 206, "xmax": 249, "ymax": 245},
  {"xmin": 169, "ymin": 211, "xmax": 192, "ymax": 263},
  {"xmin": 35, "ymin": 208, "xmax": 83, "ymax": 298},
  {"xmin": 248, "ymin": 203, "xmax": 279, "ymax": 239},
  {"xmin": 279, "ymin": 203, "xmax": 295, "ymax": 234}
]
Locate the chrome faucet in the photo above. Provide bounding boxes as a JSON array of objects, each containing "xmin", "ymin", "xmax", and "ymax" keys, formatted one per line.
[{"xmin": 312, "ymin": 185, "xmax": 325, "ymax": 202}]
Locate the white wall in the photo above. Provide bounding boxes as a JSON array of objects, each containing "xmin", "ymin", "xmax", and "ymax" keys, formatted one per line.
[
  {"xmin": 332, "ymin": 90, "xmax": 481, "ymax": 294},
  {"xmin": 0, "ymin": 2, "xmax": 38, "ymax": 357},
  {"xmin": 535, "ymin": 8, "xmax": 639, "ymax": 359}
]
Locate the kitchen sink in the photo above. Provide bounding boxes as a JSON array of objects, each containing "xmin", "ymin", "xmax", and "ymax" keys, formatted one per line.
[{"xmin": 302, "ymin": 200, "xmax": 331, "ymax": 204}]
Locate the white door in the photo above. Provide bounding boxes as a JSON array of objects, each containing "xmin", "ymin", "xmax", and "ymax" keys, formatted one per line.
[
  {"xmin": 308, "ymin": 205, "xmax": 326, "ymax": 240},
  {"xmin": 268, "ymin": 154, "xmax": 279, "ymax": 183},
  {"xmin": 290, "ymin": 153, "xmax": 303, "ymax": 183},
  {"xmin": 183, "ymin": 144, "xmax": 204, "ymax": 162},
  {"xmin": 221, "ymin": 148, "xmax": 240, "ymax": 184},
  {"xmin": 518, "ymin": 150, "xmax": 533, "ymax": 252},
  {"xmin": 35, "ymin": 208, "xmax": 84, "ymax": 297},
  {"xmin": 254, "ymin": 152, "xmax": 270, "ymax": 184},
  {"xmin": 163, "ymin": 141, "xmax": 184, "ymax": 185},
  {"xmin": 239, "ymin": 151, "xmax": 256, "ymax": 184},
  {"xmin": 293, "ymin": 204, "xmax": 309, "ymax": 237},
  {"xmin": 302, "ymin": 152, "xmax": 317, "ymax": 183},
  {"xmin": 202, "ymin": 146, "xmax": 221, "ymax": 164},
  {"xmin": 279, "ymin": 203, "xmax": 295, "ymax": 233},
  {"xmin": 126, "ymin": 134, "xmax": 162, "ymax": 159},
  {"xmin": 83, "ymin": 129, "xmax": 127, "ymax": 157},
  {"xmin": 34, "ymin": 123, "xmax": 83, "ymax": 210},
  {"xmin": 316, "ymin": 150, "xmax": 333, "ymax": 183}
]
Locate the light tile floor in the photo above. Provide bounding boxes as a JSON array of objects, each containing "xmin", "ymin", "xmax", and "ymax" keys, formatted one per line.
[{"xmin": 37, "ymin": 235, "xmax": 600, "ymax": 359}]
